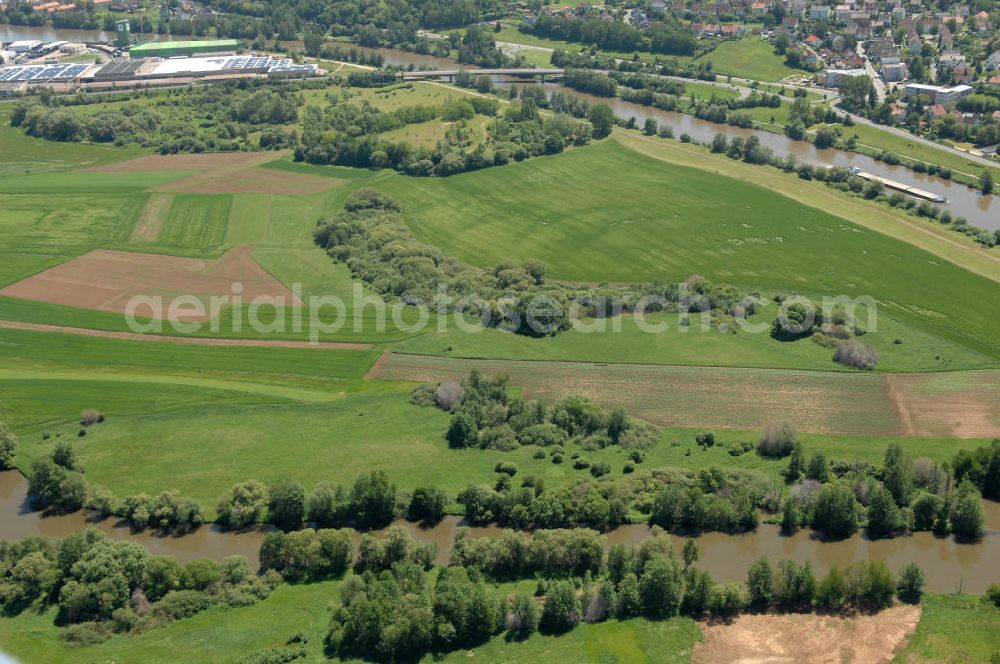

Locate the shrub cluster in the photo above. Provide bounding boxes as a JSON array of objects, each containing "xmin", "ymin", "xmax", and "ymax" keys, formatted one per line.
[{"xmin": 0, "ymin": 530, "xmax": 276, "ymax": 643}]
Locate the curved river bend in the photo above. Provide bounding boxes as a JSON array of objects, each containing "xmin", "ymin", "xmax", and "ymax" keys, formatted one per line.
[{"xmin": 1, "ymin": 472, "xmax": 998, "ymax": 593}]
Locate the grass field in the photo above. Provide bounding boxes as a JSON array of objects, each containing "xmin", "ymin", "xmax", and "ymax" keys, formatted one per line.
[
  {"xmin": 894, "ymin": 594, "xmax": 1000, "ymax": 663},
  {"xmin": 376, "ymin": 140, "xmax": 1000, "ymax": 362},
  {"xmin": 692, "ymin": 39, "xmax": 809, "ymax": 82},
  {"xmin": 155, "ymin": 194, "xmax": 233, "ymax": 256}
]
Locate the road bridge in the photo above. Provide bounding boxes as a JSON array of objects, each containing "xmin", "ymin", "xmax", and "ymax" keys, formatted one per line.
[{"xmin": 401, "ymin": 68, "xmax": 565, "ymax": 82}]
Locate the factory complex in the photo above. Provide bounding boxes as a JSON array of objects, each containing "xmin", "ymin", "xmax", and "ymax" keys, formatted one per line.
[{"xmin": 0, "ymin": 38, "xmax": 321, "ymax": 93}]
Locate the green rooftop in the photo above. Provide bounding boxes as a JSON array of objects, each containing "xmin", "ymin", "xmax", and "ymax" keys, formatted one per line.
[{"xmin": 129, "ymin": 40, "xmax": 241, "ymax": 57}]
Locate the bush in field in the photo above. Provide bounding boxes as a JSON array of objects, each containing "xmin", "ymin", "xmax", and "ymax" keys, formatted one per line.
[
  {"xmin": 434, "ymin": 381, "xmax": 465, "ymax": 412},
  {"xmin": 833, "ymin": 340, "xmax": 879, "ymax": 370},
  {"xmin": 757, "ymin": 422, "xmax": 798, "ymax": 458},
  {"xmin": 343, "ymin": 187, "xmax": 399, "ymax": 213},
  {"xmin": 80, "ymin": 409, "xmax": 104, "ymax": 427}
]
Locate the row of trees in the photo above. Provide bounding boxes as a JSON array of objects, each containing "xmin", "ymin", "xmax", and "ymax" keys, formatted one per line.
[
  {"xmin": 327, "ymin": 525, "xmax": 928, "ymax": 662},
  {"xmin": 522, "ymin": 14, "xmax": 699, "ymax": 56}
]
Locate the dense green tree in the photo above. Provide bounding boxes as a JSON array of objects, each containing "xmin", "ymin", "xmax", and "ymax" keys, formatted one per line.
[
  {"xmin": 350, "ymin": 471, "xmax": 396, "ymax": 528},
  {"xmin": 616, "ymin": 571, "xmax": 642, "ymax": 617},
  {"xmin": 216, "ymin": 480, "xmax": 268, "ymax": 530},
  {"xmin": 639, "ymin": 554, "xmax": 682, "ymax": 618},
  {"xmin": 867, "ymin": 485, "xmax": 905, "ymax": 538},
  {"xmin": 0, "ymin": 422, "xmax": 17, "ymax": 470},
  {"xmin": 409, "ymin": 485, "xmax": 447, "ymax": 524},
  {"xmin": 541, "ymin": 579, "xmax": 580, "ymax": 632},
  {"xmin": 811, "ymin": 484, "xmax": 859, "ymax": 539},
  {"xmin": 746, "ymin": 557, "xmax": 774, "ymax": 607},
  {"xmin": 896, "ymin": 562, "xmax": 925, "ymax": 604},
  {"xmin": 268, "ymin": 480, "xmax": 305, "ymax": 532},
  {"xmin": 951, "ymin": 480, "xmax": 985, "ymax": 541},
  {"xmin": 806, "ymin": 452, "xmax": 831, "ymax": 483},
  {"xmin": 587, "ymin": 103, "xmax": 615, "ymax": 139},
  {"xmin": 507, "ymin": 591, "xmax": 539, "ymax": 637},
  {"xmin": 883, "ymin": 444, "xmax": 914, "ymax": 506},
  {"xmin": 785, "ymin": 442, "xmax": 806, "ymax": 481}
]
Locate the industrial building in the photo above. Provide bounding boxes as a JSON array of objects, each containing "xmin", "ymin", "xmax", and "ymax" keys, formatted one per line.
[
  {"xmin": 128, "ymin": 39, "xmax": 241, "ymax": 59},
  {"xmin": 0, "ymin": 54, "xmax": 321, "ymax": 89}
]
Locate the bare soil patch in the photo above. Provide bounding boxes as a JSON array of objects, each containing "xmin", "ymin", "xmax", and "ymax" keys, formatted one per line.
[
  {"xmin": 887, "ymin": 371, "xmax": 1000, "ymax": 438},
  {"xmin": 154, "ymin": 168, "xmax": 342, "ymax": 195},
  {"xmin": 0, "ymin": 245, "xmax": 301, "ymax": 322},
  {"xmin": 370, "ymin": 354, "xmax": 902, "ymax": 436},
  {"xmin": 129, "ymin": 193, "xmax": 172, "ymax": 243},
  {"xmin": 691, "ymin": 605, "xmax": 921, "ymax": 664},
  {"xmin": 0, "ymin": 320, "xmax": 372, "ymax": 349}
]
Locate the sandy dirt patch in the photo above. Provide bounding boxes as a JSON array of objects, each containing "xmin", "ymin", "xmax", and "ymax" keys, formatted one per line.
[
  {"xmin": 153, "ymin": 168, "xmax": 342, "ymax": 195},
  {"xmin": 886, "ymin": 371, "xmax": 1000, "ymax": 438},
  {"xmin": 0, "ymin": 320, "xmax": 372, "ymax": 349},
  {"xmin": 129, "ymin": 193, "xmax": 173, "ymax": 243},
  {"xmin": 0, "ymin": 245, "xmax": 300, "ymax": 322},
  {"xmin": 692, "ymin": 605, "xmax": 921, "ymax": 664}
]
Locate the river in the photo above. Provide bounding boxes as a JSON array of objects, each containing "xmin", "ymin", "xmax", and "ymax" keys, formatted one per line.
[
  {"xmin": 2, "ymin": 26, "xmax": 994, "ymax": 228},
  {"xmin": 2, "ymin": 471, "xmax": 999, "ymax": 593}
]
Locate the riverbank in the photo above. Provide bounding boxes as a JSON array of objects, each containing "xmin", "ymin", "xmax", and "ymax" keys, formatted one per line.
[{"xmin": 3, "ymin": 471, "xmax": 999, "ymax": 593}]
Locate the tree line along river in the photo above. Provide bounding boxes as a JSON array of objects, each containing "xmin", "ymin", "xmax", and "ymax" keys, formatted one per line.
[{"xmin": 2, "ymin": 471, "xmax": 999, "ymax": 594}]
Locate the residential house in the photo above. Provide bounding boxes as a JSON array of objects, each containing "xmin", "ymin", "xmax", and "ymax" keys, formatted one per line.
[
  {"xmin": 835, "ymin": 4, "xmax": 852, "ymax": 21},
  {"xmin": 890, "ymin": 6, "xmax": 906, "ymax": 22},
  {"xmin": 867, "ymin": 36, "xmax": 898, "ymax": 62},
  {"xmin": 650, "ymin": 0, "xmax": 668, "ymax": 15},
  {"xmin": 720, "ymin": 24, "xmax": 745, "ymax": 39},
  {"xmin": 973, "ymin": 11, "xmax": 990, "ymax": 33},
  {"xmin": 906, "ymin": 29, "xmax": 921, "ymax": 54},
  {"xmin": 804, "ymin": 34, "xmax": 823, "ymax": 48},
  {"xmin": 987, "ymin": 51, "xmax": 1000, "ymax": 72},
  {"xmin": 881, "ymin": 57, "xmax": 906, "ymax": 81},
  {"xmin": 809, "ymin": 5, "xmax": 831, "ymax": 21},
  {"xmin": 629, "ymin": 8, "xmax": 650, "ymax": 28},
  {"xmin": 937, "ymin": 25, "xmax": 952, "ymax": 50}
]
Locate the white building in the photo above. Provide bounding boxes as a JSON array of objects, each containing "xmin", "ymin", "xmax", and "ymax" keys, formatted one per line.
[
  {"xmin": 9, "ymin": 40, "xmax": 42, "ymax": 53},
  {"xmin": 821, "ymin": 67, "xmax": 868, "ymax": 87},
  {"xmin": 903, "ymin": 82, "xmax": 972, "ymax": 104}
]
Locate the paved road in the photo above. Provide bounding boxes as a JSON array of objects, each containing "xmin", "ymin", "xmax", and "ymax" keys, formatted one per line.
[{"xmin": 857, "ymin": 41, "xmax": 886, "ymax": 103}]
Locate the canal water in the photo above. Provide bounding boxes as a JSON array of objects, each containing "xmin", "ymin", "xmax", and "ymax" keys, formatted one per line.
[{"xmin": 2, "ymin": 471, "xmax": 998, "ymax": 593}]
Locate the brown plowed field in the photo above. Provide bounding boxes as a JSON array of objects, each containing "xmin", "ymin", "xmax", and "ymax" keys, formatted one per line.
[
  {"xmin": 0, "ymin": 245, "xmax": 300, "ymax": 322},
  {"xmin": 691, "ymin": 605, "xmax": 921, "ymax": 664},
  {"xmin": 884, "ymin": 371, "xmax": 1000, "ymax": 438}
]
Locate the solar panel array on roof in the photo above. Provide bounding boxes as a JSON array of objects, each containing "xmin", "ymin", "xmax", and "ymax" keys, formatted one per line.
[{"xmin": 0, "ymin": 62, "xmax": 90, "ymax": 82}]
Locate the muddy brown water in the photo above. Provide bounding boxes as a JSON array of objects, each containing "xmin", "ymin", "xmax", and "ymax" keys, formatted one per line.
[{"xmin": 2, "ymin": 471, "xmax": 998, "ymax": 593}]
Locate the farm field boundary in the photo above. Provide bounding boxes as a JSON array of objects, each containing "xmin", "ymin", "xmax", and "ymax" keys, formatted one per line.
[{"xmin": 371, "ymin": 353, "xmax": 1000, "ymax": 438}]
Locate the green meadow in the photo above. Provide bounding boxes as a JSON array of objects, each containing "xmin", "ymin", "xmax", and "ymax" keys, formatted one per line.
[{"xmin": 376, "ymin": 140, "xmax": 1000, "ymax": 362}]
